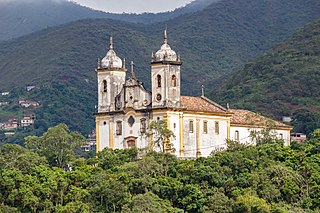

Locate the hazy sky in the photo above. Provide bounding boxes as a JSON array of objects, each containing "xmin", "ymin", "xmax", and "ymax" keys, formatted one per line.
[{"xmin": 71, "ymin": 0, "xmax": 194, "ymax": 14}]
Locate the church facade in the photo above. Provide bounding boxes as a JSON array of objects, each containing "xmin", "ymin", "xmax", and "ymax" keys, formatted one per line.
[{"xmin": 95, "ymin": 31, "xmax": 292, "ymax": 158}]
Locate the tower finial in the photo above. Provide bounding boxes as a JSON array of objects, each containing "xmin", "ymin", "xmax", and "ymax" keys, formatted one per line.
[
  {"xmin": 97, "ymin": 58, "xmax": 101, "ymax": 69},
  {"xmin": 201, "ymin": 84, "xmax": 205, "ymax": 97},
  {"xmin": 151, "ymin": 51, "xmax": 155, "ymax": 62},
  {"xmin": 130, "ymin": 61, "xmax": 136, "ymax": 79},
  {"xmin": 123, "ymin": 58, "xmax": 126, "ymax": 69},
  {"xmin": 109, "ymin": 35, "xmax": 113, "ymax": 50},
  {"xmin": 164, "ymin": 27, "xmax": 168, "ymax": 44},
  {"xmin": 177, "ymin": 50, "xmax": 181, "ymax": 62}
]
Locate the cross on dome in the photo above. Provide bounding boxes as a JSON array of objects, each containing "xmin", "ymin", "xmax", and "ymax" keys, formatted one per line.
[{"xmin": 109, "ymin": 36, "xmax": 113, "ymax": 50}]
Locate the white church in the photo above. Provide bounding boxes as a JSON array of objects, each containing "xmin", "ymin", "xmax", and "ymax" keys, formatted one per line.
[{"xmin": 94, "ymin": 30, "xmax": 292, "ymax": 158}]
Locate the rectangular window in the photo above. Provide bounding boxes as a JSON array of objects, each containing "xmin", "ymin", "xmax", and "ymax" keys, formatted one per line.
[
  {"xmin": 116, "ymin": 121, "xmax": 122, "ymax": 135},
  {"xmin": 189, "ymin": 120, "xmax": 194, "ymax": 133},
  {"xmin": 279, "ymin": 133, "xmax": 283, "ymax": 139},
  {"xmin": 203, "ymin": 121, "xmax": 208, "ymax": 134},
  {"xmin": 140, "ymin": 118, "xmax": 146, "ymax": 133},
  {"xmin": 215, "ymin": 121, "xmax": 219, "ymax": 135}
]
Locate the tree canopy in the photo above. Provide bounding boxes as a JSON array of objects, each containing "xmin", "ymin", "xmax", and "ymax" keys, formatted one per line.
[{"xmin": 1, "ymin": 124, "xmax": 320, "ymax": 212}]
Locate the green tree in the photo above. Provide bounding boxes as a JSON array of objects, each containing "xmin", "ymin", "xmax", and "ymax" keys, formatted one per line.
[
  {"xmin": 178, "ymin": 184, "xmax": 206, "ymax": 212},
  {"xmin": 205, "ymin": 191, "xmax": 233, "ymax": 213},
  {"xmin": 144, "ymin": 120, "xmax": 175, "ymax": 152},
  {"xmin": 234, "ymin": 194, "xmax": 271, "ymax": 213},
  {"xmin": 0, "ymin": 144, "xmax": 47, "ymax": 173},
  {"xmin": 292, "ymin": 110, "xmax": 320, "ymax": 137},
  {"xmin": 123, "ymin": 192, "xmax": 183, "ymax": 213},
  {"xmin": 25, "ymin": 123, "xmax": 85, "ymax": 168}
]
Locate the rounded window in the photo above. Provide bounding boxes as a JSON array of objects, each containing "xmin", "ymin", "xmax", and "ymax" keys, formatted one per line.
[{"xmin": 156, "ymin": 93, "xmax": 162, "ymax": 101}]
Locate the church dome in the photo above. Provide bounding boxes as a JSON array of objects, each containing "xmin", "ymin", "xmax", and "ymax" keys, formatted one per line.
[
  {"xmin": 155, "ymin": 30, "xmax": 177, "ymax": 62},
  {"xmin": 101, "ymin": 36, "xmax": 123, "ymax": 69}
]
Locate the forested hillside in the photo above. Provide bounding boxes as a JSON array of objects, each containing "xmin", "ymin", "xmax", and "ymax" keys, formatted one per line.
[
  {"xmin": 0, "ymin": 0, "xmax": 218, "ymax": 41},
  {"xmin": 1, "ymin": 124, "xmax": 320, "ymax": 212},
  {"xmin": 213, "ymin": 19, "xmax": 320, "ymax": 136},
  {"xmin": 0, "ymin": 0, "xmax": 320, "ymax": 141}
]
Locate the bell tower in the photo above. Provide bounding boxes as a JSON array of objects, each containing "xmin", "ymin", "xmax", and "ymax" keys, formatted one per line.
[
  {"xmin": 151, "ymin": 30, "xmax": 181, "ymax": 108},
  {"xmin": 97, "ymin": 36, "xmax": 127, "ymax": 112}
]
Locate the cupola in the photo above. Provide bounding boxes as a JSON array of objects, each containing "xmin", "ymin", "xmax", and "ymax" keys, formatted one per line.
[
  {"xmin": 155, "ymin": 30, "xmax": 177, "ymax": 62},
  {"xmin": 101, "ymin": 36, "xmax": 123, "ymax": 69}
]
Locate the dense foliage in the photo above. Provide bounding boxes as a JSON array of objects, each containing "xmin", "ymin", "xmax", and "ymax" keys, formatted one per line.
[
  {"xmin": 1, "ymin": 0, "xmax": 319, "ymax": 140},
  {"xmin": 1, "ymin": 124, "xmax": 320, "ymax": 212},
  {"xmin": 213, "ymin": 19, "xmax": 320, "ymax": 136}
]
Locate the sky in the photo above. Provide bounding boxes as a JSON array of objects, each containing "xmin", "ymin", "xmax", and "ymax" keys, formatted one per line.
[{"xmin": 71, "ymin": 0, "xmax": 194, "ymax": 14}]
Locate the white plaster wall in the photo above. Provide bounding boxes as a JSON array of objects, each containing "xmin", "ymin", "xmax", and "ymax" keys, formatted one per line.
[
  {"xmin": 98, "ymin": 118, "xmax": 110, "ymax": 151},
  {"xmin": 97, "ymin": 71, "xmax": 126, "ymax": 112},
  {"xmin": 168, "ymin": 113, "xmax": 181, "ymax": 156},
  {"xmin": 166, "ymin": 66, "xmax": 181, "ymax": 107},
  {"xmin": 230, "ymin": 126, "xmax": 254, "ymax": 145},
  {"xmin": 112, "ymin": 113, "xmax": 150, "ymax": 150},
  {"xmin": 230, "ymin": 126, "xmax": 291, "ymax": 146},
  {"xmin": 151, "ymin": 64, "xmax": 181, "ymax": 108},
  {"xmin": 151, "ymin": 66, "xmax": 166, "ymax": 107},
  {"xmin": 113, "ymin": 116, "xmax": 125, "ymax": 149},
  {"xmin": 182, "ymin": 114, "xmax": 229, "ymax": 158},
  {"xmin": 183, "ymin": 117, "xmax": 197, "ymax": 158},
  {"xmin": 276, "ymin": 129, "xmax": 291, "ymax": 146},
  {"xmin": 200, "ymin": 118, "xmax": 228, "ymax": 157}
]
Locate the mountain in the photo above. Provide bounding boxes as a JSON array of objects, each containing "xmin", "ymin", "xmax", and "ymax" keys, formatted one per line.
[
  {"xmin": 212, "ymin": 19, "xmax": 320, "ymax": 135},
  {"xmin": 0, "ymin": 0, "xmax": 319, "ymax": 141},
  {"xmin": 106, "ymin": 0, "xmax": 221, "ymax": 24},
  {"xmin": 0, "ymin": 0, "xmax": 219, "ymax": 41}
]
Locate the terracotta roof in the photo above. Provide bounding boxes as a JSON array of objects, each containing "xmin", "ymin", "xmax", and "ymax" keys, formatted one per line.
[
  {"xmin": 180, "ymin": 96, "xmax": 227, "ymax": 113},
  {"xmin": 230, "ymin": 109, "xmax": 291, "ymax": 128}
]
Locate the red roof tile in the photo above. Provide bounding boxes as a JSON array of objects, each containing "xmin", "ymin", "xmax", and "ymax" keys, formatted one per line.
[
  {"xmin": 230, "ymin": 109, "xmax": 291, "ymax": 128},
  {"xmin": 180, "ymin": 96, "xmax": 227, "ymax": 113}
]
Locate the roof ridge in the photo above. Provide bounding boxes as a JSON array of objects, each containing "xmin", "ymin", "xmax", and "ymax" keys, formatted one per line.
[{"xmin": 200, "ymin": 96, "xmax": 227, "ymax": 112}]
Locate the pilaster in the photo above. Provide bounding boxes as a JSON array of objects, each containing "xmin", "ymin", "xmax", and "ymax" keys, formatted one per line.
[
  {"xmin": 109, "ymin": 118, "xmax": 114, "ymax": 149},
  {"xmin": 196, "ymin": 118, "xmax": 201, "ymax": 157},
  {"xmin": 179, "ymin": 113, "xmax": 185, "ymax": 157},
  {"xmin": 95, "ymin": 119, "xmax": 100, "ymax": 153}
]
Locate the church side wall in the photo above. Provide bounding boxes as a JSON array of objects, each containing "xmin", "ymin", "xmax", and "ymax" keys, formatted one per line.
[
  {"xmin": 200, "ymin": 118, "xmax": 228, "ymax": 157},
  {"xmin": 182, "ymin": 113, "xmax": 229, "ymax": 158},
  {"xmin": 230, "ymin": 126, "xmax": 291, "ymax": 146}
]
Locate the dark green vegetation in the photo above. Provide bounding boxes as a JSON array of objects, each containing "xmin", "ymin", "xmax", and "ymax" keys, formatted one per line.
[
  {"xmin": 0, "ymin": 0, "xmax": 218, "ymax": 41},
  {"xmin": 214, "ymin": 19, "xmax": 320, "ymax": 136},
  {"xmin": 1, "ymin": 124, "xmax": 320, "ymax": 212},
  {"xmin": 1, "ymin": 0, "xmax": 320, "ymax": 141}
]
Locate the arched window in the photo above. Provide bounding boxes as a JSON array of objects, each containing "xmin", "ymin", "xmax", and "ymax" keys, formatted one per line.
[
  {"xmin": 189, "ymin": 120, "xmax": 194, "ymax": 133},
  {"xmin": 215, "ymin": 121, "xmax": 219, "ymax": 134},
  {"xmin": 171, "ymin": 75, "xmax": 177, "ymax": 87},
  {"xmin": 157, "ymin": 75, "xmax": 161, "ymax": 88},
  {"xmin": 235, "ymin": 130, "xmax": 239, "ymax": 141},
  {"xmin": 103, "ymin": 80, "xmax": 107, "ymax": 92},
  {"xmin": 279, "ymin": 133, "xmax": 283, "ymax": 139},
  {"xmin": 203, "ymin": 121, "xmax": 208, "ymax": 134},
  {"xmin": 127, "ymin": 140, "xmax": 136, "ymax": 149}
]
